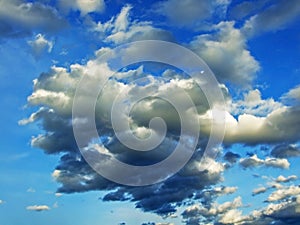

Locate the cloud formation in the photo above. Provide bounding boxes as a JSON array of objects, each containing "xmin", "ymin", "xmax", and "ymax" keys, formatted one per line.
[
  {"xmin": 58, "ymin": 0, "xmax": 105, "ymax": 16},
  {"xmin": 28, "ymin": 33, "xmax": 54, "ymax": 59},
  {"xmin": 0, "ymin": 0, "xmax": 66, "ymax": 38},
  {"xmin": 155, "ymin": 0, "xmax": 230, "ymax": 28},
  {"xmin": 242, "ymin": 0, "xmax": 300, "ymax": 37},
  {"xmin": 26, "ymin": 205, "xmax": 50, "ymax": 211}
]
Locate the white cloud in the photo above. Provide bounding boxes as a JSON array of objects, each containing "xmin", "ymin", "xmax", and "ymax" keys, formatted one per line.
[
  {"xmin": 218, "ymin": 209, "xmax": 247, "ymax": 224},
  {"xmin": 281, "ymin": 85, "xmax": 300, "ymax": 104},
  {"xmin": 268, "ymin": 186, "xmax": 300, "ymax": 202},
  {"xmin": 252, "ymin": 186, "xmax": 268, "ymax": 196},
  {"xmin": 26, "ymin": 205, "xmax": 50, "ymax": 211},
  {"xmin": 28, "ymin": 34, "xmax": 53, "ymax": 59},
  {"xmin": 58, "ymin": 0, "xmax": 105, "ymax": 16},
  {"xmin": 230, "ymin": 89, "xmax": 282, "ymax": 117},
  {"xmin": 0, "ymin": 200, "xmax": 4, "ymax": 204},
  {"xmin": 189, "ymin": 21, "xmax": 259, "ymax": 86},
  {"xmin": 240, "ymin": 154, "xmax": 290, "ymax": 169},
  {"xmin": 27, "ymin": 188, "xmax": 36, "ymax": 193},
  {"xmin": 92, "ymin": 5, "xmax": 173, "ymax": 44},
  {"xmin": 276, "ymin": 175, "xmax": 297, "ymax": 183}
]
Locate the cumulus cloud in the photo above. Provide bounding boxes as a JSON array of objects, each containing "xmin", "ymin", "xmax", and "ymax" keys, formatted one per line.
[
  {"xmin": 28, "ymin": 33, "xmax": 54, "ymax": 59},
  {"xmin": 230, "ymin": 89, "xmax": 282, "ymax": 117},
  {"xmin": 0, "ymin": 199, "xmax": 4, "ymax": 204},
  {"xmin": 252, "ymin": 186, "xmax": 268, "ymax": 196},
  {"xmin": 228, "ymin": 0, "xmax": 270, "ymax": 20},
  {"xmin": 242, "ymin": 0, "xmax": 300, "ymax": 37},
  {"xmin": 92, "ymin": 5, "xmax": 174, "ymax": 44},
  {"xmin": 58, "ymin": 0, "xmax": 105, "ymax": 16},
  {"xmin": 275, "ymin": 175, "xmax": 297, "ymax": 183},
  {"xmin": 0, "ymin": 0, "xmax": 66, "ymax": 38},
  {"xmin": 182, "ymin": 196, "xmax": 243, "ymax": 224},
  {"xmin": 26, "ymin": 205, "xmax": 50, "ymax": 211},
  {"xmin": 267, "ymin": 186, "xmax": 300, "ymax": 202},
  {"xmin": 189, "ymin": 21, "xmax": 260, "ymax": 86},
  {"xmin": 239, "ymin": 154, "xmax": 290, "ymax": 169}
]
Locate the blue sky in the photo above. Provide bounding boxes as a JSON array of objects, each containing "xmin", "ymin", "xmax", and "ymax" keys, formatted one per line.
[{"xmin": 1, "ymin": 0, "xmax": 300, "ymax": 224}]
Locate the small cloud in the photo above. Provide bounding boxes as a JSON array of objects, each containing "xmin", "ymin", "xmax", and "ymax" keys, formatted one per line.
[
  {"xmin": 27, "ymin": 188, "xmax": 36, "ymax": 193},
  {"xmin": 0, "ymin": 200, "xmax": 4, "ymax": 204},
  {"xmin": 252, "ymin": 187, "xmax": 268, "ymax": 196},
  {"xmin": 53, "ymin": 202, "xmax": 59, "ymax": 208},
  {"xmin": 28, "ymin": 34, "xmax": 54, "ymax": 59},
  {"xmin": 55, "ymin": 193, "xmax": 63, "ymax": 197},
  {"xmin": 26, "ymin": 205, "xmax": 50, "ymax": 211},
  {"xmin": 275, "ymin": 175, "xmax": 297, "ymax": 183}
]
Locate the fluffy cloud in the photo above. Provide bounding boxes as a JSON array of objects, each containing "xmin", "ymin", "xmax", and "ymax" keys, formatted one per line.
[
  {"xmin": 239, "ymin": 154, "xmax": 290, "ymax": 169},
  {"xmin": 189, "ymin": 21, "xmax": 260, "ymax": 86},
  {"xmin": 0, "ymin": 199, "xmax": 4, "ymax": 204},
  {"xmin": 275, "ymin": 175, "xmax": 297, "ymax": 183},
  {"xmin": 58, "ymin": 0, "xmax": 105, "ymax": 15},
  {"xmin": 155, "ymin": 0, "xmax": 230, "ymax": 28},
  {"xmin": 242, "ymin": 0, "xmax": 300, "ymax": 37},
  {"xmin": 182, "ymin": 196, "xmax": 243, "ymax": 224},
  {"xmin": 28, "ymin": 33, "xmax": 54, "ymax": 59},
  {"xmin": 23, "ymin": 45, "xmax": 227, "ymax": 215},
  {"xmin": 252, "ymin": 186, "xmax": 268, "ymax": 196},
  {"xmin": 267, "ymin": 186, "xmax": 300, "ymax": 202},
  {"xmin": 26, "ymin": 205, "xmax": 50, "ymax": 211},
  {"xmin": 92, "ymin": 5, "xmax": 173, "ymax": 44},
  {"xmin": 282, "ymin": 85, "xmax": 300, "ymax": 103},
  {"xmin": 0, "ymin": 0, "xmax": 66, "ymax": 38}
]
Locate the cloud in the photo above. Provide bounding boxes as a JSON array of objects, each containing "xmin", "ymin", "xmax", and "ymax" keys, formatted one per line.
[
  {"xmin": 239, "ymin": 154, "xmax": 290, "ymax": 169},
  {"xmin": 230, "ymin": 89, "xmax": 282, "ymax": 117},
  {"xmin": 91, "ymin": 5, "xmax": 174, "ymax": 44},
  {"xmin": 182, "ymin": 196, "xmax": 244, "ymax": 224},
  {"xmin": 275, "ymin": 175, "xmax": 297, "ymax": 183},
  {"xmin": 26, "ymin": 205, "xmax": 50, "ymax": 211},
  {"xmin": 154, "ymin": 0, "xmax": 230, "ymax": 28},
  {"xmin": 267, "ymin": 186, "xmax": 300, "ymax": 202},
  {"xmin": 223, "ymin": 151, "xmax": 241, "ymax": 164},
  {"xmin": 27, "ymin": 188, "xmax": 36, "ymax": 193},
  {"xmin": 252, "ymin": 187, "xmax": 268, "ymax": 196},
  {"xmin": 189, "ymin": 21, "xmax": 260, "ymax": 86},
  {"xmin": 242, "ymin": 0, "xmax": 300, "ymax": 37},
  {"xmin": 21, "ymin": 42, "xmax": 230, "ymax": 215},
  {"xmin": 281, "ymin": 85, "xmax": 300, "ymax": 104},
  {"xmin": 28, "ymin": 33, "xmax": 54, "ymax": 59},
  {"xmin": 0, "ymin": 0, "xmax": 67, "ymax": 38},
  {"xmin": 58, "ymin": 0, "xmax": 105, "ymax": 16},
  {"xmin": 271, "ymin": 144, "xmax": 300, "ymax": 158},
  {"xmin": 0, "ymin": 200, "xmax": 4, "ymax": 204},
  {"xmin": 228, "ymin": 0, "xmax": 271, "ymax": 20}
]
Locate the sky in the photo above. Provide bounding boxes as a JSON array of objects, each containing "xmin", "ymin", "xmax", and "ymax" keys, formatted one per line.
[{"xmin": 1, "ymin": 0, "xmax": 300, "ymax": 224}]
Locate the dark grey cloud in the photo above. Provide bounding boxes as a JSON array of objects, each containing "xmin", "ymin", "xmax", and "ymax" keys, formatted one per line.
[
  {"xmin": 0, "ymin": 0, "xmax": 67, "ymax": 38},
  {"xmin": 271, "ymin": 144, "xmax": 300, "ymax": 158}
]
